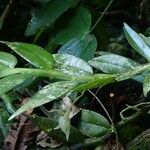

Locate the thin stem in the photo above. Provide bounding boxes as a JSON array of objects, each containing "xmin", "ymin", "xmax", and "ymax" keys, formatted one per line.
[
  {"xmin": 89, "ymin": 0, "xmax": 113, "ymax": 33},
  {"xmin": 0, "ymin": 0, "xmax": 13, "ymax": 29},
  {"xmin": 88, "ymin": 90, "xmax": 113, "ymax": 124},
  {"xmin": 33, "ymin": 27, "xmax": 45, "ymax": 44}
]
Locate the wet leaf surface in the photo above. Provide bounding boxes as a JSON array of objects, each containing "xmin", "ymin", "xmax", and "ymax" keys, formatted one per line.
[
  {"xmin": 0, "ymin": 52, "xmax": 17, "ymax": 69},
  {"xmin": 9, "ymin": 81, "xmax": 79, "ymax": 120},
  {"xmin": 53, "ymin": 54, "xmax": 93, "ymax": 76},
  {"xmin": 1, "ymin": 42, "xmax": 55, "ymax": 69}
]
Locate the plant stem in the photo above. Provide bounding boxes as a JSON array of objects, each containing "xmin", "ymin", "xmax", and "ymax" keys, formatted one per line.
[
  {"xmin": 33, "ymin": 27, "xmax": 45, "ymax": 44},
  {"xmin": 89, "ymin": 0, "xmax": 113, "ymax": 33}
]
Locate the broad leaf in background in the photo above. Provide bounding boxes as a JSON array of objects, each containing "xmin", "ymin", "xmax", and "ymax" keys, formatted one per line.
[
  {"xmin": 53, "ymin": 7, "xmax": 91, "ymax": 45},
  {"xmin": 34, "ymin": 0, "xmax": 50, "ymax": 3},
  {"xmin": 124, "ymin": 23, "xmax": 150, "ymax": 61},
  {"xmin": 78, "ymin": 109, "xmax": 110, "ymax": 137},
  {"xmin": 88, "ymin": 54, "xmax": 139, "ymax": 74},
  {"xmin": 9, "ymin": 81, "xmax": 79, "ymax": 120},
  {"xmin": 25, "ymin": 0, "xmax": 79, "ymax": 36},
  {"xmin": 143, "ymin": 75, "xmax": 150, "ymax": 97},
  {"xmin": 58, "ymin": 34, "xmax": 97, "ymax": 61},
  {"xmin": 53, "ymin": 54, "xmax": 93, "ymax": 76},
  {"xmin": 0, "ymin": 74, "xmax": 31, "ymax": 96},
  {"xmin": 0, "ymin": 52, "xmax": 17, "ymax": 69},
  {"xmin": 1, "ymin": 42, "xmax": 55, "ymax": 69},
  {"xmin": 58, "ymin": 115, "xmax": 70, "ymax": 141}
]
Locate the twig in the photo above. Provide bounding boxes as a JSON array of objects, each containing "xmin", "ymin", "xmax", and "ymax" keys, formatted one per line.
[
  {"xmin": 0, "ymin": 0, "xmax": 13, "ymax": 29},
  {"xmin": 89, "ymin": 0, "xmax": 113, "ymax": 33},
  {"xmin": 88, "ymin": 90, "xmax": 113, "ymax": 124}
]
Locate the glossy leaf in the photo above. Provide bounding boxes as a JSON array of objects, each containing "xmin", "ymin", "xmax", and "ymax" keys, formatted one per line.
[
  {"xmin": 143, "ymin": 75, "xmax": 150, "ymax": 97},
  {"xmin": 25, "ymin": 0, "xmax": 79, "ymax": 36},
  {"xmin": 53, "ymin": 54, "xmax": 93, "ymax": 76},
  {"xmin": 58, "ymin": 115, "xmax": 70, "ymax": 141},
  {"xmin": 78, "ymin": 109, "xmax": 110, "ymax": 137},
  {"xmin": 88, "ymin": 54, "xmax": 139, "ymax": 74},
  {"xmin": 53, "ymin": 7, "xmax": 91, "ymax": 44},
  {"xmin": 0, "ymin": 74, "xmax": 31, "ymax": 96},
  {"xmin": 124, "ymin": 23, "xmax": 150, "ymax": 61},
  {"xmin": 1, "ymin": 42, "xmax": 55, "ymax": 69},
  {"xmin": 0, "ymin": 52, "xmax": 17, "ymax": 69},
  {"xmin": 58, "ymin": 34, "xmax": 97, "ymax": 61},
  {"xmin": 9, "ymin": 81, "xmax": 79, "ymax": 120}
]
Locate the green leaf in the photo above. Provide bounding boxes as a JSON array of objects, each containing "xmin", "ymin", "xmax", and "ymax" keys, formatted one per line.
[
  {"xmin": 53, "ymin": 7, "xmax": 91, "ymax": 44},
  {"xmin": 124, "ymin": 23, "xmax": 150, "ymax": 61},
  {"xmin": 9, "ymin": 81, "xmax": 79, "ymax": 120},
  {"xmin": 0, "ymin": 109, "xmax": 11, "ymax": 136},
  {"xmin": 139, "ymin": 34, "xmax": 150, "ymax": 47},
  {"xmin": 31, "ymin": 115, "xmax": 86, "ymax": 142},
  {"xmin": 1, "ymin": 42, "xmax": 55, "ymax": 69},
  {"xmin": 0, "ymin": 52, "xmax": 17, "ymax": 69},
  {"xmin": 25, "ymin": 0, "xmax": 79, "ymax": 36},
  {"xmin": 58, "ymin": 34, "xmax": 97, "ymax": 61},
  {"xmin": 0, "ymin": 74, "xmax": 31, "ymax": 96},
  {"xmin": 88, "ymin": 54, "xmax": 139, "ymax": 74},
  {"xmin": 88, "ymin": 53, "xmax": 147, "ymax": 83},
  {"xmin": 53, "ymin": 54, "xmax": 93, "ymax": 76},
  {"xmin": 78, "ymin": 109, "xmax": 110, "ymax": 137},
  {"xmin": 116, "ymin": 63, "xmax": 150, "ymax": 81},
  {"xmin": 143, "ymin": 75, "xmax": 150, "ymax": 97},
  {"xmin": 58, "ymin": 115, "xmax": 71, "ymax": 141}
]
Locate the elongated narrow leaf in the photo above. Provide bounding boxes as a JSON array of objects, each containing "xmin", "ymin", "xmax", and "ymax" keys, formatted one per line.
[
  {"xmin": 143, "ymin": 75, "xmax": 150, "ymax": 97},
  {"xmin": 58, "ymin": 34, "xmax": 97, "ymax": 61},
  {"xmin": 117, "ymin": 63, "xmax": 150, "ymax": 81},
  {"xmin": 0, "ymin": 74, "xmax": 31, "ymax": 96},
  {"xmin": 9, "ymin": 81, "xmax": 79, "ymax": 120},
  {"xmin": 58, "ymin": 116, "xmax": 70, "ymax": 141},
  {"xmin": 88, "ymin": 54, "xmax": 139, "ymax": 74},
  {"xmin": 53, "ymin": 54, "xmax": 93, "ymax": 76},
  {"xmin": 54, "ymin": 7, "xmax": 91, "ymax": 44},
  {"xmin": 0, "ymin": 52, "xmax": 17, "ymax": 69},
  {"xmin": 139, "ymin": 34, "xmax": 150, "ymax": 47},
  {"xmin": 25, "ymin": 0, "xmax": 79, "ymax": 36},
  {"xmin": 88, "ymin": 53, "xmax": 147, "ymax": 83},
  {"xmin": 1, "ymin": 42, "xmax": 55, "ymax": 69},
  {"xmin": 124, "ymin": 23, "xmax": 150, "ymax": 61},
  {"xmin": 78, "ymin": 109, "xmax": 110, "ymax": 137}
]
